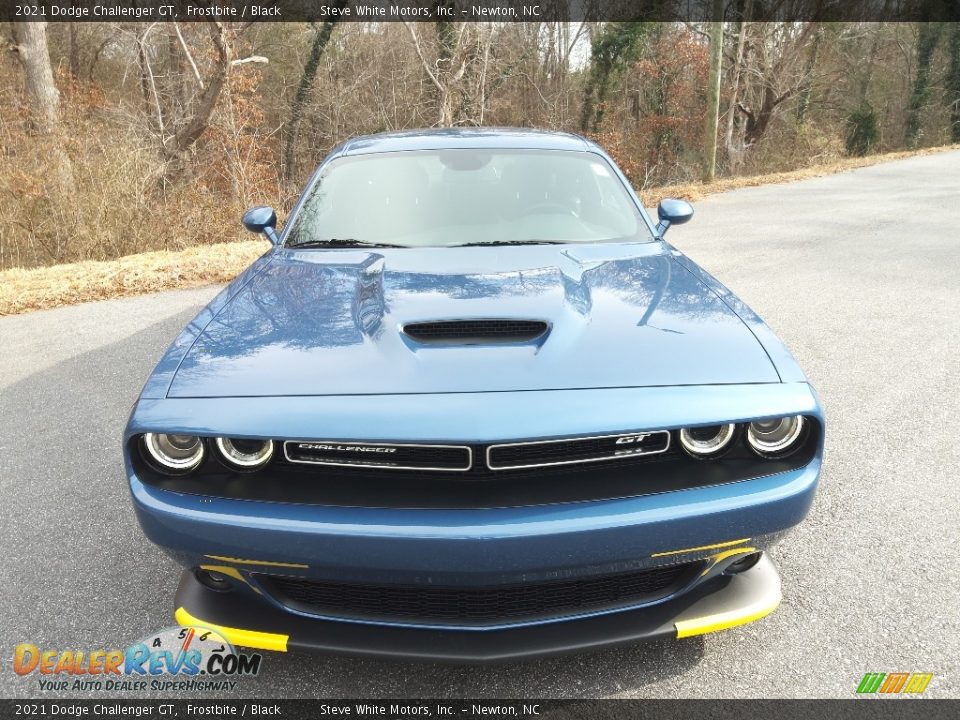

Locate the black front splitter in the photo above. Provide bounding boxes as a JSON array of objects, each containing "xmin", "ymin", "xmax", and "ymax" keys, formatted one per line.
[{"xmin": 173, "ymin": 555, "xmax": 781, "ymax": 663}]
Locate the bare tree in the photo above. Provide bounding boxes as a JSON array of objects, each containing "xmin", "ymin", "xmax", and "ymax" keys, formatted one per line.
[
  {"xmin": 137, "ymin": 20, "xmax": 236, "ymax": 178},
  {"xmin": 950, "ymin": 21, "xmax": 960, "ymax": 142},
  {"xmin": 405, "ymin": 20, "xmax": 462, "ymax": 126},
  {"xmin": 11, "ymin": 22, "xmax": 60, "ymax": 133},
  {"xmin": 404, "ymin": 20, "xmax": 498, "ymax": 127},
  {"xmin": 284, "ymin": 8, "xmax": 346, "ymax": 183},
  {"xmin": 163, "ymin": 21, "xmax": 232, "ymax": 160},
  {"xmin": 68, "ymin": 23, "xmax": 81, "ymax": 78},
  {"xmin": 795, "ymin": 24, "xmax": 824, "ymax": 125},
  {"xmin": 734, "ymin": 22, "xmax": 821, "ymax": 148},
  {"xmin": 702, "ymin": 3, "xmax": 724, "ymax": 182},
  {"xmin": 10, "ymin": 21, "xmax": 73, "ymax": 191},
  {"xmin": 905, "ymin": 22, "xmax": 944, "ymax": 147},
  {"xmin": 724, "ymin": 5, "xmax": 751, "ymax": 170}
]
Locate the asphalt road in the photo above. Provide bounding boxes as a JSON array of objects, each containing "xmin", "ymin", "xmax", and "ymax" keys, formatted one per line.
[{"xmin": 2, "ymin": 151, "xmax": 959, "ymax": 699}]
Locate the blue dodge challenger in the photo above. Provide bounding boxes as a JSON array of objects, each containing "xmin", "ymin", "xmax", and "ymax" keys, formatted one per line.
[{"xmin": 124, "ymin": 129, "xmax": 823, "ymax": 660}]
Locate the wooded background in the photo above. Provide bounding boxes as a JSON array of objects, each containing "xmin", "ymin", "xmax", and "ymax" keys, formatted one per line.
[{"xmin": 3, "ymin": 14, "xmax": 959, "ymax": 269}]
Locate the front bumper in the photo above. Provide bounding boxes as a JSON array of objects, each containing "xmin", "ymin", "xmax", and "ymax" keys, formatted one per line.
[
  {"xmin": 130, "ymin": 459, "xmax": 819, "ymax": 588},
  {"xmin": 132, "ymin": 460, "xmax": 815, "ymax": 658},
  {"xmin": 174, "ymin": 553, "xmax": 782, "ymax": 661},
  {"xmin": 126, "ymin": 384, "xmax": 822, "ymax": 656}
]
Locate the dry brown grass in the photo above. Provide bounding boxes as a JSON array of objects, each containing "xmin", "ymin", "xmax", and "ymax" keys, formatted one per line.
[
  {"xmin": 2, "ymin": 143, "xmax": 957, "ymax": 317},
  {"xmin": 0, "ymin": 240, "xmax": 268, "ymax": 316},
  {"xmin": 638, "ymin": 144, "xmax": 960, "ymax": 206}
]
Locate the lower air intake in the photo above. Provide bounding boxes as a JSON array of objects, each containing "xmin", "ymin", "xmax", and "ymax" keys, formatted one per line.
[
  {"xmin": 402, "ymin": 319, "xmax": 548, "ymax": 344},
  {"xmin": 259, "ymin": 562, "xmax": 697, "ymax": 626}
]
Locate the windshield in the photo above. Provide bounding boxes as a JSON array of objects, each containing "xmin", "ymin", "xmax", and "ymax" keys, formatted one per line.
[{"xmin": 285, "ymin": 149, "xmax": 653, "ymax": 248}]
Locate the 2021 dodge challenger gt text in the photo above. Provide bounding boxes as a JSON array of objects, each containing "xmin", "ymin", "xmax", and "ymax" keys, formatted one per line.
[{"xmin": 124, "ymin": 129, "xmax": 823, "ymax": 661}]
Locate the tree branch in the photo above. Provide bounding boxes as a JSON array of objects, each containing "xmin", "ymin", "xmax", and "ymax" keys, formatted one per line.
[
  {"xmin": 163, "ymin": 19, "xmax": 231, "ymax": 157},
  {"xmin": 173, "ymin": 22, "xmax": 203, "ymax": 89},
  {"xmin": 404, "ymin": 22, "xmax": 444, "ymax": 94}
]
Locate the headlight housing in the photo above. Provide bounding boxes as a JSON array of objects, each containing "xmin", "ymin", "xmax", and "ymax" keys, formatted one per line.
[
  {"xmin": 142, "ymin": 433, "xmax": 205, "ymax": 473},
  {"xmin": 746, "ymin": 415, "xmax": 806, "ymax": 457},
  {"xmin": 678, "ymin": 424, "xmax": 736, "ymax": 458},
  {"xmin": 215, "ymin": 437, "xmax": 274, "ymax": 470}
]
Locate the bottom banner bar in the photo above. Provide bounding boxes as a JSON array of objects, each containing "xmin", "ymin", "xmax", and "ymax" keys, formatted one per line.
[{"xmin": 0, "ymin": 699, "xmax": 956, "ymax": 720}]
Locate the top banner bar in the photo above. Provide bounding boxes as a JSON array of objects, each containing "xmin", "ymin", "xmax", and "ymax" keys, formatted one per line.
[{"xmin": 2, "ymin": 0, "xmax": 956, "ymax": 23}]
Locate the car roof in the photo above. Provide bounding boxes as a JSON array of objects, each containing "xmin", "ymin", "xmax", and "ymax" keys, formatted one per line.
[{"xmin": 337, "ymin": 127, "xmax": 594, "ymax": 156}]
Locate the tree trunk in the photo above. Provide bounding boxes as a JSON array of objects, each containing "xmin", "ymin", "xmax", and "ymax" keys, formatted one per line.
[
  {"xmin": 435, "ymin": 11, "xmax": 458, "ymax": 127},
  {"xmin": 796, "ymin": 25, "xmax": 823, "ymax": 125},
  {"xmin": 284, "ymin": 5, "xmax": 346, "ymax": 182},
  {"xmin": 858, "ymin": 24, "xmax": 885, "ymax": 104},
  {"xmin": 724, "ymin": 8, "xmax": 751, "ymax": 173},
  {"xmin": 11, "ymin": 21, "xmax": 73, "ymax": 192},
  {"xmin": 948, "ymin": 21, "xmax": 960, "ymax": 142},
  {"xmin": 702, "ymin": 11, "xmax": 724, "ymax": 182},
  {"xmin": 741, "ymin": 86, "xmax": 781, "ymax": 146},
  {"xmin": 165, "ymin": 27, "xmax": 187, "ymax": 129},
  {"xmin": 905, "ymin": 22, "xmax": 944, "ymax": 148},
  {"xmin": 68, "ymin": 23, "xmax": 81, "ymax": 78},
  {"xmin": 11, "ymin": 22, "xmax": 60, "ymax": 134},
  {"xmin": 159, "ymin": 21, "xmax": 231, "ymax": 175},
  {"xmin": 403, "ymin": 15, "xmax": 464, "ymax": 128}
]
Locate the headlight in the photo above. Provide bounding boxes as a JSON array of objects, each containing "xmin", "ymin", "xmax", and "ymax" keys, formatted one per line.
[
  {"xmin": 215, "ymin": 437, "xmax": 274, "ymax": 469},
  {"xmin": 679, "ymin": 424, "xmax": 736, "ymax": 458},
  {"xmin": 142, "ymin": 433, "xmax": 205, "ymax": 472},
  {"xmin": 747, "ymin": 416, "xmax": 805, "ymax": 457}
]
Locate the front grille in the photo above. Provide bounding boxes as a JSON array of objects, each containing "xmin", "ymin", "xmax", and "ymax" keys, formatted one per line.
[
  {"xmin": 260, "ymin": 562, "xmax": 697, "ymax": 626},
  {"xmin": 488, "ymin": 431, "xmax": 671, "ymax": 470},
  {"xmin": 283, "ymin": 432, "xmax": 671, "ymax": 474},
  {"xmin": 403, "ymin": 319, "xmax": 548, "ymax": 344}
]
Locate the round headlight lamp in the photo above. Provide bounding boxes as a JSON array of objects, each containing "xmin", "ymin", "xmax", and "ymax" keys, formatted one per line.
[
  {"xmin": 747, "ymin": 416, "xmax": 805, "ymax": 457},
  {"xmin": 142, "ymin": 433, "xmax": 205, "ymax": 473},
  {"xmin": 679, "ymin": 424, "xmax": 736, "ymax": 458},
  {"xmin": 215, "ymin": 437, "xmax": 274, "ymax": 469}
]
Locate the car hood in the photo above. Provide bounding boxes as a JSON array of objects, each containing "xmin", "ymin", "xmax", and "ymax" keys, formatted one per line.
[{"xmin": 166, "ymin": 244, "xmax": 780, "ymax": 398}]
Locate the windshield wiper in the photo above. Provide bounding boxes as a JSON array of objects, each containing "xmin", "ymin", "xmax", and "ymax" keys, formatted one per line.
[
  {"xmin": 454, "ymin": 240, "xmax": 563, "ymax": 247},
  {"xmin": 290, "ymin": 239, "xmax": 406, "ymax": 249}
]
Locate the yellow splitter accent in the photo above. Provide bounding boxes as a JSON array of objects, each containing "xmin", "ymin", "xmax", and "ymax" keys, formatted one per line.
[
  {"xmin": 175, "ymin": 607, "xmax": 289, "ymax": 653},
  {"xmin": 672, "ymin": 553, "xmax": 783, "ymax": 638},
  {"xmin": 204, "ymin": 554, "xmax": 308, "ymax": 569},
  {"xmin": 674, "ymin": 592, "xmax": 781, "ymax": 638},
  {"xmin": 651, "ymin": 538, "xmax": 752, "ymax": 557}
]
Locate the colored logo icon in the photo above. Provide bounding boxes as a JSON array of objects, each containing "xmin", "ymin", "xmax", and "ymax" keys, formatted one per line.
[{"xmin": 856, "ymin": 673, "xmax": 933, "ymax": 695}]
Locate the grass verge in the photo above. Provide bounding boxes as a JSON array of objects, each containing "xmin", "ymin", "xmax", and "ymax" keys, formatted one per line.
[
  {"xmin": 2, "ymin": 143, "xmax": 957, "ymax": 317},
  {"xmin": 0, "ymin": 241, "xmax": 268, "ymax": 316},
  {"xmin": 637, "ymin": 143, "xmax": 960, "ymax": 206}
]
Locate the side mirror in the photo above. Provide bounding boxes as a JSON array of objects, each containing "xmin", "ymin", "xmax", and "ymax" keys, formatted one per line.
[
  {"xmin": 242, "ymin": 206, "xmax": 280, "ymax": 245},
  {"xmin": 655, "ymin": 198, "xmax": 694, "ymax": 236}
]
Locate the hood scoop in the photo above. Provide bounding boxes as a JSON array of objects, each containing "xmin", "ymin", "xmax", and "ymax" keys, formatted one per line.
[{"xmin": 402, "ymin": 319, "xmax": 549, "ymax": 345}]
